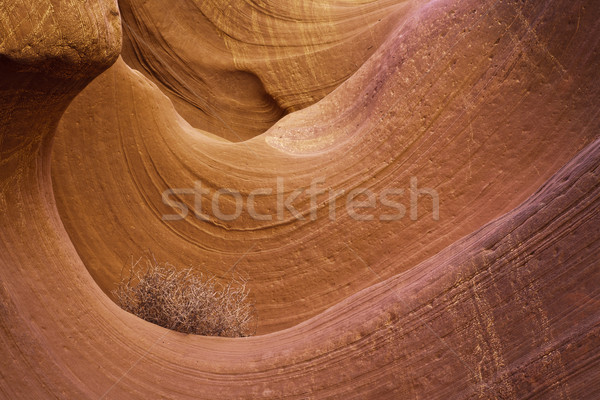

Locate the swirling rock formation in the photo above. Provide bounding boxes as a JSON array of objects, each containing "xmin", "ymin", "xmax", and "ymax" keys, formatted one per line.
[
  {"xmin": 1, "ymin": 0, "xmax": 599, "ymax": 398},
  {"xmin": 118, "ymin": 0, "xmax": 415, "ymax": 140},
  {"xmin": 52, "ymin": 0, "xmax": 600, "ymax": 334}
]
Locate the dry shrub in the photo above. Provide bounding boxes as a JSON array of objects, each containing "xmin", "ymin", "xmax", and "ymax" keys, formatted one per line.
[{"xmin": 113, "ymin": 258, "xmax": 255, "ymax": 337}]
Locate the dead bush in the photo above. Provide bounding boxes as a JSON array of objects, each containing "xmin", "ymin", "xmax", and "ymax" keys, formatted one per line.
[{"xmin": 113, "ymin": 258, "xmax": 255, "ymax": 337}]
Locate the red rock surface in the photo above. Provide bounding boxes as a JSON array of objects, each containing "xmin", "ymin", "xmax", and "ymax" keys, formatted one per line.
[{"xmin": 1, "ymin": 0, "xmax": 599, "ymax": 398}]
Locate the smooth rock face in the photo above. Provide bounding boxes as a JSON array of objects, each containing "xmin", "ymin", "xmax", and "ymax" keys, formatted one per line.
[
  {"xmin": 1, "ymin": 0, "xmax": 599, "ymax": 399},
  {"xmin": 52, "ymin": 0, "xmax": 600, "ymax": 334},
  {"xmin": 118, "ymin": 0, "xmax": 416, "ymax": 140}
]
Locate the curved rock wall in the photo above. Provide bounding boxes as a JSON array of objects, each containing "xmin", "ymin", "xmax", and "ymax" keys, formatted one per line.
[{"xmin": 0, "ymin": 0, "xmax": 599, "ymax": 398}]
